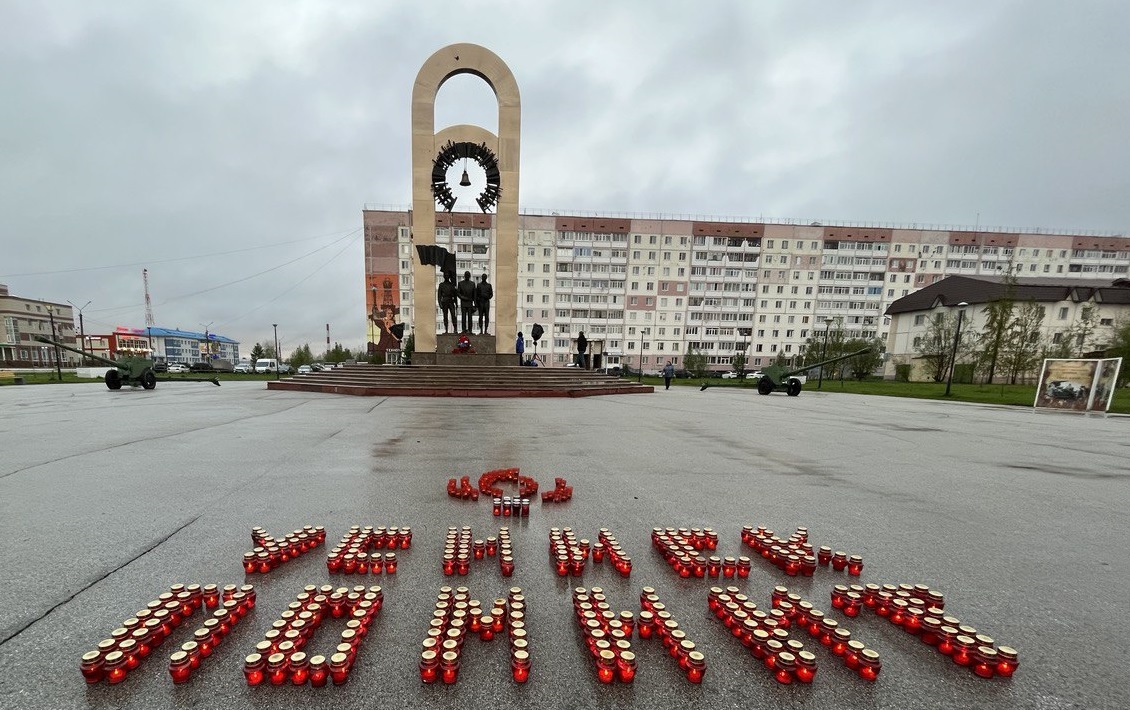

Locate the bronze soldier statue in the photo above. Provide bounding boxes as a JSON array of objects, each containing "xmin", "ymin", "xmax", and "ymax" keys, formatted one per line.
[
  {"xmin": 437, "ymin": 271, "xmax": 457, "ymax": 334},
  {"xmin": 475, "ymin": 274, "xmax": 493, "ymax": 335}
]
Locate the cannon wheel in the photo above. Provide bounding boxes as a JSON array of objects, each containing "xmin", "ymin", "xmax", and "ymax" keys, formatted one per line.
[
  {"xmin": 105, "ymin": 369, "xmax": 123, "ymax": 390},
  {"xmin": 141, "ymin": 370, "xmax": 157, "ymax": 390},
  {"xmin": 757, "ymin": 377, "xmax": 775, "ymax": 395},
  {"xmin": 786, "ymin": 379, "xmax": 802, "ymax": 397}
]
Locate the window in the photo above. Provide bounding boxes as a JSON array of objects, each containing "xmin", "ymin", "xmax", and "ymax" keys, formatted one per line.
[{"xmin": 1058, "ymin": 307, "xmax": 1069, "ymax": 320}]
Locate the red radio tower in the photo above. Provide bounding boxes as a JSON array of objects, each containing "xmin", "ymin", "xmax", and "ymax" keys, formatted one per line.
[{"xmin": 143, "ymin": 269, "xmax": 155, "ymax": 327}]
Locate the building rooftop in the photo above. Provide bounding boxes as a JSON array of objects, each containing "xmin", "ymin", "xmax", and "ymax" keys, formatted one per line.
[
  {"xmin": 884, "ymin": 276, "xmax": 1130, "ymax": 315},
  {"xmin": 117, "ymin": 326, "xmax": 239, "ymax": 344}
]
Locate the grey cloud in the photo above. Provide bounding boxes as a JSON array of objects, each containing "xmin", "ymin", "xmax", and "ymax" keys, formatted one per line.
[{"xmin": 1, "ymin": 0, "xmax": 1127, "ymax": 353}]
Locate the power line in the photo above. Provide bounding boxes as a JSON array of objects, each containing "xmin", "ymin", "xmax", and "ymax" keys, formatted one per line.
[
  {"xmin": 0, "ymin": 227, "xmax": 359, "ymax": 278},
  {"xmin": 217, "ymin": 234, "xmax": 361, "ymax": 328},
  {"xmin": 88, "ymin": 229, "xmax": 361, "ymax": 316}
]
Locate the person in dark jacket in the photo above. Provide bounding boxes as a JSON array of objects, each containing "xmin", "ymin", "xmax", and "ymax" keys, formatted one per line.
[
  {"xmin": 576, "ymin": 331, "xmax": 588, "ymax": 368},
  {"xmin": 475, "ymin": 274, "xmax": 494, "ymax": 335},
  {"xmin": 437, "ymin": 271, "xmax": 457, "ymax": 334},
  {"xmin": 456, "ymin": 271, "xmax": 477, "ymax": 334},
  {"xmin": 662, "ymin": 361, "xmax": 675, "ymax": 390},
  {"xmin": 516, "ymin": 331, "xmax": 525, "ymax": 366}
]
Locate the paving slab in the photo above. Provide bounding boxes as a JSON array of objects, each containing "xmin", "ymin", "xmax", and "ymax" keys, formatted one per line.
[{"xmin": 0, "ymin": 381, "xmax": 1127, "ymax": 709}]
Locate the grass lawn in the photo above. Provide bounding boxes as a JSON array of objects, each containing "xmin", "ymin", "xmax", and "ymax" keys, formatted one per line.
[
  {"xmin": 639, "ymin": 375, "xmax": 1130, "ymax": 414},
  {"xmin": 7, "ymin": 369, "xmax": 1128, "ymax": 415}
]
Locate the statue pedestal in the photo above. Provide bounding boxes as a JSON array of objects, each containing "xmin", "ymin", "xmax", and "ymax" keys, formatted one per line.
[{"xmin": 414, "ymin": 333, "xmax": 517, "ymax": 366}]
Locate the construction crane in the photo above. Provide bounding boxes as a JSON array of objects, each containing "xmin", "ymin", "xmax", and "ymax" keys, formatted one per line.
[{"xmin": 143, "ymin": 268, "xmax": 155, "ymax": 327}]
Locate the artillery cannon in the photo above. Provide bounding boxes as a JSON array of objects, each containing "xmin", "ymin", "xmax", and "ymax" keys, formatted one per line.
[
  {"xmin": 753, "ymin": 348, "xmax": 873, "ymax": 396},
  {"xmin": 33, "ymin": 336, "xmax": 220, "ymax": 390}
]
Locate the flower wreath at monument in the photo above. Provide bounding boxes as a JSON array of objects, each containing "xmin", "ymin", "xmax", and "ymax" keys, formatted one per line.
[{"xmin": 452, "ymin": 334, "xmax": 476, "ymax": 354}]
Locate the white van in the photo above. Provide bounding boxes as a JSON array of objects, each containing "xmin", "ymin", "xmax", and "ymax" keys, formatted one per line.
[{"xmin": 254, "ymin": 358, "xmax": 277, "ymax": 374}]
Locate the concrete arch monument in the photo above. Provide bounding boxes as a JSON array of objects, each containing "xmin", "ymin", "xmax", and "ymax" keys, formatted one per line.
[{"xmin": 411, "ymin": 43, "xmax": 520, "ymax": 363}]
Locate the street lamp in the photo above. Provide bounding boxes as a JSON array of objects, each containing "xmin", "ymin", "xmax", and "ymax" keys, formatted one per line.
[
  {"xmin": 68, "ymin": 300, "xmax": 91, "ymax": 366},
  {"xmin": 944, "ymin": 302, "xmax": 970, "ymax": 397},
  {"xmin": 272, "ymin": 323, "xmax": 280, "ymax": 381},
  {"xmin": 817, "ymin": 317, "xmax": 834, "ymax": 390},
  {"xmin": 737, "ymin": 327, "xmax": 752, "ymax": 378},
  {"xmin": 637, "ymin": 327, "xmax": 649, "ymax": 383}
]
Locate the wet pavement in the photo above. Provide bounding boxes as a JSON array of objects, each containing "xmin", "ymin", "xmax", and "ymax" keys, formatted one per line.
[{"xmin": 0, "ymin": 381, "xmax": 1127, "ymax": 709}]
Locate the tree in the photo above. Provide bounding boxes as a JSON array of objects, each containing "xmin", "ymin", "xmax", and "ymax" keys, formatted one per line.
[
  {"xmin": 844, "ymin": 337, "xmax": 885, "ymax": 380},
  {"xmin": 287, "ymin": 343, "xmax": 315, "ymax": 368},
  {"xmin": 1000, "ymin": 301, "xmax": 1045, "ymax": 383},
  {"xmin": 977, "ymin": 271, "xmax": 1017, "ymax": 383},
  {"xmin": 684, "ymin": 349, "xmax": 708, "ymax": 379},
  {"xmin": 1063, "ymin": 304, "xmax": 1099, "ymax": 357},
  {"xmin": 250, "ymin": 343, "xmax": 265, "ymax": 363},
  {"xmin": 402, "ymin": 333, "xmax": 415, "ymax": 364},
  {"xmin": 1105, "ymin": 318, "xmax": 1130, "ymax": 386},
  {"xmin": 252, "ymin": 341, "xmax": 276, "ymax": 359},
  {"xmin": 731, "ymin": 351, "xmax": 747, "ymax": 377},
  {"xmin": 324, "ymin": 342, "xmax": 355, "ymax": 364},
  {"xmin": 914, "ymin": 311, "xmax": 974, "ymax": 382}
]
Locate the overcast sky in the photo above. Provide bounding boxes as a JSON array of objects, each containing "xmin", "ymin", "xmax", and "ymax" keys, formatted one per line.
[{"xmin": 2, "ymin": 0, "xmax": 1128, "ymax": 355}]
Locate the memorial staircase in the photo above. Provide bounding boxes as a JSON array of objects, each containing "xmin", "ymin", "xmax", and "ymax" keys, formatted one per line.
[{"xmin": 265, "ymin": 363, "xmax": 654, "ymax": 398}]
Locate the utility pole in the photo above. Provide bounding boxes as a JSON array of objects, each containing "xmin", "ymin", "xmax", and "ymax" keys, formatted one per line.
[
  {"xmin": 68, "ymin": 300, "xmax": 91, "ymax": 366},
  {"xmin": 273, "ymin": 324, "xmax": 280, "ymax": 381},
  {"xmin": 46, "ymin": 306, "xmax": 62, "ymax": 381},
  {"xmin": 200, "ymin": 321, "xmax": 213, "ymax": 365}
]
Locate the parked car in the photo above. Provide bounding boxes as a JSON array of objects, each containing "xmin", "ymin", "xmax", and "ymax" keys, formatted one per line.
[
  {"xmin": 233, "ymin": 362, "xmax": 252, "ymax": 374},
  {"xmin": 254, "ymin": 358, "xmax": 277, "ymax": 374},
  {"xmin": 152, "ymin": 361, "xmax": 168, "ymax": 373},
  {"xmin": 721, "ymin": 371, "xmax": 740, "ymax": 379},
  {"xmin": 210, "ymin": 359, "xmax": 234, "ymax": 373},
  {"xmin": 746, "ymin": 371, "xmax": 763, "ymax": 380},
  {"xmin": 167, "ymin": 363, "xmax": 189, "ymax": 373},
  {"xmin": 190, "ymin": 362, "xmax": 214, "ymax": 373},
  {"xmin": 278, "ymin": 364, "xmax": 292, "ymax": 375},
  {"xmin": 297, "ymin": 365, "xmax": 313, "ymax": 374}
]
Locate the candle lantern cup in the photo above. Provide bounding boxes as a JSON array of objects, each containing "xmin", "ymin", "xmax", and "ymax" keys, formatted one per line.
[
  {"xmin": 168, "ymin": 651, "xmax": 192, "ymax": 684},
  {"xmin": 511, "ymin": 650, "xmax": 531, "ymax": 683}
]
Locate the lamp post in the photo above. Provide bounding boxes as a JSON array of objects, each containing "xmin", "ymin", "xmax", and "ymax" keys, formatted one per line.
[
  {"xmin": 46, "ymin": 305, "xmax": 62, "ymax": 381},
  {"xmin": 272, "ymin": 323, "xmax": 280, "ymax": 381},
  {"xmin": 944, "ymin": 302, "xmax": 969, "ymax": 397},
  {"xmin": 737, "ymin": 327, "xmax": 752, "ymax": 379},
  {"xmin": 817, "ymin": 317, "xmax": 834, "ymax": 390},
  {"xmin": 637, "ymin": 327, "xmax": 649, "ymax": 383},
  {"xmin": 68, "ymin": 300, "xmax": 91, "ymax": 366}
]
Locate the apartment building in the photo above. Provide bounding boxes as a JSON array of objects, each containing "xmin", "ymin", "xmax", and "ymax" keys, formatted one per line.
[
  {"xmin": 0, "ymin": 284, "xmax": 78, "ymax": 368},
  {"xmin": 363, "ymin": 209, "xmax": 1130, "ymax": 371}
]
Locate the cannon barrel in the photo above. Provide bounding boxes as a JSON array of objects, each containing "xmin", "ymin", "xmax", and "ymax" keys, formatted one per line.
[
  {"xmin": 33, "ymin": 335, "xmax": 123, "ymax": 369},
  {"xmin": 784, "ymin": 348, "xmax": 872, "ymax": 378}
]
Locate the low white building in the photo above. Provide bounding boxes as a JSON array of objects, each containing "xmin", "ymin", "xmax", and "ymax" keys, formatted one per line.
[{"xmin": 884, "ymin": 276, "xmax": 1130, "ymax": 381}]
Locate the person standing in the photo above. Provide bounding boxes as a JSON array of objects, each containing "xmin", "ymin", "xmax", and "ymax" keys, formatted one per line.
[
  {"xmin": 456, "ymin": 271, "xmax": 477, "ymax": 334},
  {"xmin": 515, "ymin": 331, "xmax": 525, "ymax": 366},
  {"xmin": 437, "ymin": 271, "xmax": 457, "ymax": 334},
  {"xmin": 576, "ymin": 331, "xmax": 588, "ymax": 368},
  {"xmin": 662, "ymin": 360, "xmax": 675, "ymax": 390},
  {"xmin": 475, "ymin": 274, "xmax": 494, "ymax": 335}
]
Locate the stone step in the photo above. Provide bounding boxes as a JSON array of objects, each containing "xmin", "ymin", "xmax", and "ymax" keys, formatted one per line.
[{"xmin": 266, "ymin": 363, "xmax": 653, "ymax": 398}]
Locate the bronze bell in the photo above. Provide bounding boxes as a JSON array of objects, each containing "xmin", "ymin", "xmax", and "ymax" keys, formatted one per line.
[{"xmin": 459, "ymin": 169, "xmax": 471, "ymax": 187}]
